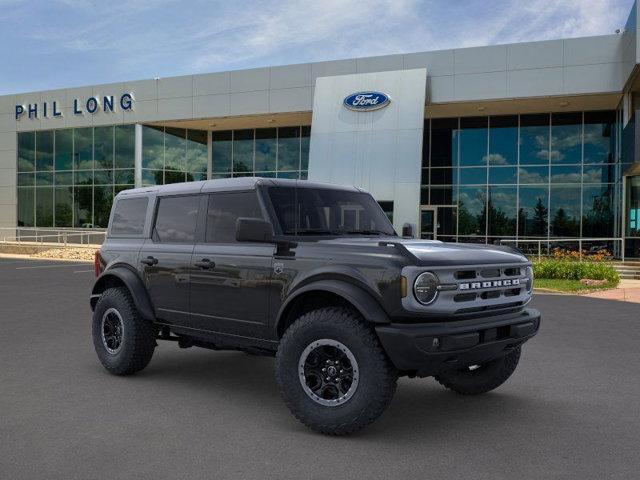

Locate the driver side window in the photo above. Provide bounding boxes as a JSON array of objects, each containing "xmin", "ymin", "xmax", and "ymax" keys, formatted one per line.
[{"xmin": 205, "ymin": 192, "xmax": 263, "ymax": 243}]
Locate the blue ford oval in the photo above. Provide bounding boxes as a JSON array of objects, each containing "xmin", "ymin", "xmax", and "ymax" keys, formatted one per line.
[{"xmin": 343, "ymin": 91, "xmax": 391, "ymax": 111}]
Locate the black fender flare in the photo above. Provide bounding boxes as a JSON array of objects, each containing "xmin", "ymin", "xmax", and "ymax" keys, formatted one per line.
[
  {"xmin": 90, "ymin": 267, "xmax": 156, "ymax": 321},
  {"xmin": 276, "ymin": 279, "xmax": 390, "ymax": 335}
]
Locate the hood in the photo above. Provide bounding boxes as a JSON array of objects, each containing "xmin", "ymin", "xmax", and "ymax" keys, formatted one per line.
[{"xmin": 316, "ymin": 237, "xmax": 528, "ymax": 266}]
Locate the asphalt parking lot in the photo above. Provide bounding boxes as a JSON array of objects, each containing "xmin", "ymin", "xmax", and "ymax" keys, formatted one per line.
[{"xmin": 1, "ymin": 257, "xmax": 639, "ymax": 480}]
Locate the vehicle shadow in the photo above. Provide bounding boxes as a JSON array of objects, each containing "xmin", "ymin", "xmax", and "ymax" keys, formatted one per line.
[{"xmin": 123, "ymin": 346, "xmax": 557, "ymax": 442}]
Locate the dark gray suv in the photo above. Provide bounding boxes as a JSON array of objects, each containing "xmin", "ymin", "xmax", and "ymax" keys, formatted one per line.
[{"xmin": 90, "ymin": 177, "xmax": 540, "ymax": 435}]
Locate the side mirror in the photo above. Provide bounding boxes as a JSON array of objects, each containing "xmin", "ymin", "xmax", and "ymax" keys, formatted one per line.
[
  {"xmin": 236, "ymin": 218, "xmax": 274, "ymax": 243},
  {"xmin": 402, "ymin": 223, "xmax": 414, "ymax": 238}
]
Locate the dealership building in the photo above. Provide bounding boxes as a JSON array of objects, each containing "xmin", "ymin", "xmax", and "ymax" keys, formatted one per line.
[{"xmin": 3, "ymin": 3, "xmax": 640, "ymax": 257}]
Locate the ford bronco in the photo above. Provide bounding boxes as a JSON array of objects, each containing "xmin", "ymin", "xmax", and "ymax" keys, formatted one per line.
[{"xmin": 90, "ymin": 177, "xmax": 540, "ymax": 435}]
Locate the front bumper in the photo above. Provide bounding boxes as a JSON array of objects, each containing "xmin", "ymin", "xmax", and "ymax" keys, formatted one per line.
[{"xmin": 375, "ymin": 308, "xmax": 541, "ymax": 377}]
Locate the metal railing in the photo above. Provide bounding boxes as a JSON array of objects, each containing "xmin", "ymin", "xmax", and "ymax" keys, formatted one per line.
[
  {"xmin": 498, "ymin": 238, "xmax": 624, "ymax": 261},
  {"xmin": 0, "ymin": 227, "xmax": 106, "ymax": 247}
]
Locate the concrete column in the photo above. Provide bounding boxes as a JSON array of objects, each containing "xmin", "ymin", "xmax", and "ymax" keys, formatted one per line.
[{"xmin": 134, "ymin": 124, "xmax": 142, "ymax": 187}]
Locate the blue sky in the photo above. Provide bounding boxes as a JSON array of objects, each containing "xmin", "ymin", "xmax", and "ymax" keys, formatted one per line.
[{"xmin": 0, "ymin": 0, "xmax": 635, "ymax": 95}]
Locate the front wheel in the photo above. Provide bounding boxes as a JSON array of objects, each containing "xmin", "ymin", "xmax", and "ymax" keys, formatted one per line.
[
  {"xmin": 435, "ymin": 347, "xmax": 521, "ymax": 395},
  {"xmin": 276, "ymin": 307, "xmax": 397, "ymax": 436}
]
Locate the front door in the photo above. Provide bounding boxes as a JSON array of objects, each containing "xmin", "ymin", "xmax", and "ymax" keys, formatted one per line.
[
  {"xmin": 189, "ymin": 191, "xmax": 274, "ymax": 339},
  {"xmin": 139, "ymin": 194, "xmax": 201, "ymax": 325},
  {"xmin": 420, "ymin": 207, "xmax": 437, "ymax": 239}
]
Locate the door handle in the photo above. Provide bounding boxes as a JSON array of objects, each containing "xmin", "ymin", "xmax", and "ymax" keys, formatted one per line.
[
  {"xmin": 194, "ymin": 258, "xmax": 214, "ymax": 269},
  {"xmin": 141, "ymin": 256, "xmax": 158, "ymax": 266}
]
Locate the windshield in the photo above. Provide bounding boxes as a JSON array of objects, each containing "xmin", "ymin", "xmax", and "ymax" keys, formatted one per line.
[{"xmin": 267, "ymin": 186, "xmax": 396, "ymax": 237}]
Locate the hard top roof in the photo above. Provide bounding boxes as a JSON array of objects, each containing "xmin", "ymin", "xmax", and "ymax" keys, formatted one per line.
[{"xmin": 115, "ymin": 177, "xmax": 363, "ymax": 198}]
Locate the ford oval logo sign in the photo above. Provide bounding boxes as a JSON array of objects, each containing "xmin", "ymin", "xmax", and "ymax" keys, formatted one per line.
[{"xmin": 343, "ymin": 91, "xmax": 390, "ymax": 111}]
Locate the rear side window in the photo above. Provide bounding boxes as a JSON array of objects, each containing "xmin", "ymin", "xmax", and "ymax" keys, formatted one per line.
[
  {"xmin": 110, "ymin": 197, "xmax": 148, "ymax": 236},
  {"xmin": 206, "ymin": 192, "xmax": 263, "ymax": 243},
  {"xmin": 154, "ymin": 195, "xmax": 200, "ymax": 243}
]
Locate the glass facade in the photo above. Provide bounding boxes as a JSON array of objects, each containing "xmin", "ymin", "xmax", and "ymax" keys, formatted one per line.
[
  {"xmin": 422, "ymin": 111, "xmax": 620, "ymax": 244},
  {"xmin": 141, "ymin": 126, "xmax": 208, "ymax": 185},
  {"xmin": 14, "ymin": 111, "xmax": 622, "ymax": 251},
  {"xmin": 211, "ymin": 126, "xmax": 310, "ymax": 180},
  {"xmin": 17, "ymin": 125, "xmax": 135, "ymax": 228}
]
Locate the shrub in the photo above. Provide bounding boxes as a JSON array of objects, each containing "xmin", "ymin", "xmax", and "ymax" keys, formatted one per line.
[{"xmin": 533, "ymin": 259, "xmax": 619, "ymax": 285}]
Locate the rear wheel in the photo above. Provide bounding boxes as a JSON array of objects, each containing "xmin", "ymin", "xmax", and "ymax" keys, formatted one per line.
[
  {"xmin": 92, "ymin": 287, "xmax": 156, "ymax": 376},
  {"xmin": 435, "ymin": 347, "xmax": 521, "ymax": 395},
  {"xmin": 276, "ymin": 307, "xmax": 397, "ymax": 435}
]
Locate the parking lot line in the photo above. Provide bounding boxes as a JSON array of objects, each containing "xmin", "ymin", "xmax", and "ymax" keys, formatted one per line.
[
  {"xmin": 73, "ymin": 269, "xmax": 94, "ymax": 274},
  {"xmin": 15, "ymin": 263, "xmax": 89, "ymax": 270}
]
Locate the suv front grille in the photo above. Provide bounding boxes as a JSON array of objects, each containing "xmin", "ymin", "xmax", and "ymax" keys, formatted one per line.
[{"xmin": 402, "ymin": 263, "xmax": 531, "ymax": 317}]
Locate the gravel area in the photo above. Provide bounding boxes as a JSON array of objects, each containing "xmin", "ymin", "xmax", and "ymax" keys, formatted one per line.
[{"xmin": 30, "ymin": 247, "xmax": 96, "ymax": 261}]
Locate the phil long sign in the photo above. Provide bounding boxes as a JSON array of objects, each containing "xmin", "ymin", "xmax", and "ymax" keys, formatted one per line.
[
  {"xmin": 343, "ymin": 91, "xmax": 390, "ymax": 111},
  {"xmin": 15, "ymin": 93, "xmax": 134, "ymax": 120}
]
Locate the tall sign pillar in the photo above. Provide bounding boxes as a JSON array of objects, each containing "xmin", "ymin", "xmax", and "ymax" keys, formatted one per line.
[{"xmin": 308, "ymin": 68, "xmax": 427, "ymax": 234}]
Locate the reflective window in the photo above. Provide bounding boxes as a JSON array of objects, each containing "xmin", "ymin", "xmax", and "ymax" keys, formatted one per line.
[
  {"xmin": 142, "ymin": 126, "xmax": 164, "ymax": 171},
  {"xmin": 212, "ymin": 131, "xmax": 232, "ymax": 174},
  {"xmin": 277, "ymin": 127, "xmax": 300, "ymax": 171},
  {"xmin": 550, "ymin": 185, "xmax": 581, "ymax": 237},
  {"xmin": 458, "ymin": 187, "xmax": 486, "ymax": 236},
  {"xmin": 459, "ymin": 117, "xmax": 487, "ymax": 167},
  {"xmin": 186, "ymin": 129, "xmax": 208, "ymax": 180},
  {"xmin": 17, "ymin": 125, "xmax": 135, "ymax": 227},
  {"xmin": 165, "ymin": 127, "xmax": 186, "ymax": 175},
  {"xmin": 74, "ymin": 128, "xmax": 93, "ymax": 170},
  {"xmin": 488, "ymin": 186, "xmax": 517, "ymax": 236},
  {"xmin": 54, "ymin": 186, "xmax": 73, "ymax": 227},
  {"xmin": 17, "ymin": 132, "xmax": 35, "ymax": 172},
  {"xmin": 584, "ymin": 111, "xmax": 615, "ymax": 164},
  {"xmin": 55, "ymin": 129, "xmax": 73, "ymax": 171},
  {"xmin": 518, "ymin": 187, "xmax": 548, "ymax": 237},
  {"xmin": 115, "ymin": 125, "xmax": 135, "ymax": 169},
  {"xmin": 94, "ymin": 126, "xmax": 113, "ymax": 169},
  {"xmin": 551, "ymin": 113, "xmax": 582, "ymax": 165},
  {"xmin": 583, "ymin": 184, "xmax": 614, "ymax": 237},
  {"xmin": 255, "ymin": 128, "xmax": 276, "ymax": 172},
  {"xmin": 211, "ymin": 126, "xmax": 310, "ymax": 180},
  {"xmin": 35, "ymin": 130, "xmax": 54, "ymax": 171},
  {"xmin": 488, "ymin": 116, "xmax": 517, "ymax": 166},
  {"xmin": 459, "ymin": 167, "xmax": 486, "ymax": 185},
  {"xmin": 154, "ymin": 195, "xmax": 200, "ymax": 243},
  {"xmin": 551, "ymin": 165, "xmax": 581, "ymax": 183},
  {"xmin": 17, "ymin": 188, "xmax": 34, "ymax": 226},
  {"xmin": 519, "ymin": 166, "xmax": 548, "ymax": 184},
  {"xmin": 489, "ymin": 167, "xmax": 517, "ymax": 184},
  {"xmin": 233, "ymin": 129, "xmax": 254, "ymax": 173},
  {"xmin": 520, "ymin": 114, "xmax": 549, "ymax": 165},
  {"xmin": 430, "ymin": 118, "xmax": 457, "ymax": 167},
  {"xmin": 206, "ymin": 192, "xmax": 263, "ymax": 243}
]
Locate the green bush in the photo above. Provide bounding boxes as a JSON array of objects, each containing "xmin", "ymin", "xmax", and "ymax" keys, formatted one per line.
[{"xmin": 533, "ymin": 259, "xmax": 619, "ymax": 285}]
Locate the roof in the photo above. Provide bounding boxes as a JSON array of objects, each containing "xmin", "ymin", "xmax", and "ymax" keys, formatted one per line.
[{"xmin": 116, "ymin": 177, "xmax": 362, "ymax": 198}]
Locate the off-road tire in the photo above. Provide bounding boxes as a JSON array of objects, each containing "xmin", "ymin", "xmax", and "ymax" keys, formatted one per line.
[
  {"xmin": 92, "ymin": 287, "xmax": 157, "ymax": 376},
  {"xmin": 276, "ymin": 307, "xmax": 397, "ymax": 436},
  {"xmin": 435, "ymin": 347, "xmax": 521, "ymax": 395}
]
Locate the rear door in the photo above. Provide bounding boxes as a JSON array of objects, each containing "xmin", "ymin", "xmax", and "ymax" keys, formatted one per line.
[
  {"xmin": 189, "ymin": 191, "xmax": 274, "ymax": 339},
  {"xmin": 139, "ymin": 194, "xmax": 202, "ymax": 326}
]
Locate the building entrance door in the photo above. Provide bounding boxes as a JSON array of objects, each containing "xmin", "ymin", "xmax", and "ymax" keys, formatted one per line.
[{"xmin": 419, "ymin": 207, "xmax": 437, "ymax": 239}]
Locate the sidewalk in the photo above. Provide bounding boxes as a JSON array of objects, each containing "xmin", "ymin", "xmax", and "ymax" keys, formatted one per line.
[{"xmin": 583, "ymin": 279, "xmax": 640, "ymax": 303}]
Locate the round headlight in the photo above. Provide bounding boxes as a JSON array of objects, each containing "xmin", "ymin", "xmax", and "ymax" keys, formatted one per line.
[
  {"xmin": 414, "ymin": 272, "xmax": 439, "ymax": 305},
  {"xmin": 525, "ymin": 266, "xmax": 534, "ymax": 293}
]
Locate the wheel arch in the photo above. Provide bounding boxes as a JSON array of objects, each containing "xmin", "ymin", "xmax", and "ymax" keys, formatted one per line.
[
  {"xmin": 91, "ymin": 266, "xmax": 155, "ymax": 321},
  {"xmin": 276, "ymin": 280, "xmax": 390, "ymax": 338}
]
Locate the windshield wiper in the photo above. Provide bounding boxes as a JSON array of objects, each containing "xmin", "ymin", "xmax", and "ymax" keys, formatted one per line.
[
  {"xmin": 283, "ymin": 228, "xmax": 337, "ymax": 235},
  {"xmin": 345, "ymin": 230, "xmax": 391, "ymax": 236}
]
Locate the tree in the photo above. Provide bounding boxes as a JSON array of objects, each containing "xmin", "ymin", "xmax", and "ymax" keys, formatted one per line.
[{"xmin": 532, "ymin": 198, "xmax": 548, "ymax": 236}]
